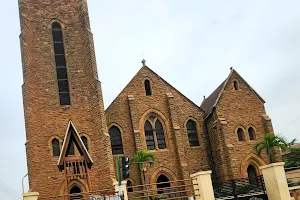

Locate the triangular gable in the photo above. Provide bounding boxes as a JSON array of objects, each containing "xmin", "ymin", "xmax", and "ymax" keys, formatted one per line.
[
  {"xmin": 201, "ymin": 68, "xmax": 265, "ymax": 118},
  {"xmin": 106, "ymin": 64, "xmax": 202, "ymax": 111},
  {"xmin": 57, "ymin": 121, "xmax": 93, "ymax": 169}
]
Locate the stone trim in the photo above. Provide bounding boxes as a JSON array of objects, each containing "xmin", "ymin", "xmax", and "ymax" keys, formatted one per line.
[{"xmin": 259, "ymin": 162, "xmax": 285, "ymax": 170}]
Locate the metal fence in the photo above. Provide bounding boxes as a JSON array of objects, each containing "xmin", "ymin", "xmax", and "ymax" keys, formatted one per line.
[
  {"xmin": 127, "ymin": 179, "xmax": 197, "ymax": 200},
  {"xmin": 213, "ymin": 176, "xmax": 268, "ymax": 200},
  {"xmin": 38, "ymin": 189, "xmax": 118, "ymax": 200}
]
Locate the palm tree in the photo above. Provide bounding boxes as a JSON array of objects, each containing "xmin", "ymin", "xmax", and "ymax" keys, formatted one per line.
[
  {"xmin": 130, "ymin": 150, "xmax": 156, "ymax": 184},
  {"xmin": 254, "ymin": 133, "xmax": 296, "ymax": 163}
]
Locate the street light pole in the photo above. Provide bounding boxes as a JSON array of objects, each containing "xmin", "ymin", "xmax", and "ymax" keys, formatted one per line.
[{"xmin": 22, "ymin": 173, "xmax": 28, "ymax": 193}]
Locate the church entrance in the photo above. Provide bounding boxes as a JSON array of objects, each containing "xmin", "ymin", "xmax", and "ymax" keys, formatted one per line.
[
  {"xmin": 69, "ymin": 185, "xmax": 83, "ymax": 200},
  {"xmin": 247, "ymin": 165, "xmax": 258, "ymax": 185},
  {"xmin": 157, "ymin": 175, "xmax": 171, "ymax": 194}
]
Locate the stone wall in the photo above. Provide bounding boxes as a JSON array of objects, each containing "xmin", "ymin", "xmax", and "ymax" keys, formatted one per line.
[
  {"xmin": 19, "ymin": 0, "xmax": 115, "ymax": 198},
  {"xmin": 105, "ymin": 66, "xmax": 210, "ymax": 186}
]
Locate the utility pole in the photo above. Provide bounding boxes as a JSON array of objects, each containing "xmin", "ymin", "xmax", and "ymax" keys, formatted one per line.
[{"xmin": 116, "ymin": 156, "xmax": 124, "ymax": 200}]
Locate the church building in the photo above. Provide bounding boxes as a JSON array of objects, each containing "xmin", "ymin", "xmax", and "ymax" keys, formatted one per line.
[{"xmin": 18, "ymin": 0, "xmax": 280, "ymax": 198}]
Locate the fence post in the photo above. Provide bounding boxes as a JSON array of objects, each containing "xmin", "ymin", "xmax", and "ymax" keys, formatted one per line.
[
  {"xmin": 260, "ymin": 162, "xmax": 291, "ymax": 200},
  {"xmin": 23, "ymin": 192, "xmax": 39, "ymax": 200},
  {"xmin": 190, "ymin": 171, "xmax": 215, "ymax": 200},
  {"xmin": 231, "ymin": 179, "xmax": 238, "ymax": 199},
  {"xmin": 113, "ymin": 180, "xmax": 128, "ymax": 200}
]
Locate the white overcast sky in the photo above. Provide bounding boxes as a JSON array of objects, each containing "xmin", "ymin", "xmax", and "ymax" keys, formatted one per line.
[{"xmin": 0, "ymin": 0, "xmax": 300, "ymax": 199}]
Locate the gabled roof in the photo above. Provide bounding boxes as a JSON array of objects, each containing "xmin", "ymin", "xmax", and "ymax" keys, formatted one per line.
[
  {"xmin": 57, "ymin": 121, "xmax": 93, "ymax": 169},
  {"xmin": 200, "ymin": 81, "xmax": 226, "ymax": 116},
  {"xmin": 106, "ymin": 63, "xmax": 202, "ymax": 112},
  {"xmin": 200, "ymin": 68, "xmax": 265, "ymax": 118}
]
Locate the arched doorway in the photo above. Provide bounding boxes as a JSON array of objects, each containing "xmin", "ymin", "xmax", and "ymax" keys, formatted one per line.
[
  {"xmin": 69, "ymin": 185, "xmax": 83, "ymax": 200},
  {"xmin": 157, "ymin": 175, "xmax": 171, "ymax": 194},
  {"xmin": 247, "ymin": 165, "xmax": 258, "ymax": 185}
]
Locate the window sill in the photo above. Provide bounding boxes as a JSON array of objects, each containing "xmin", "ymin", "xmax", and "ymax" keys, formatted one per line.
[
  {"xmin": 188, "ymin": 146, "xmax": 201, "ymax": 149},
  {"xmin": 113, "ymin": 154, "xmax": 125, "ymax": 157},
  {"xmin": 148, "ymin": 149, "xmax": 169, "ymax": 152}
]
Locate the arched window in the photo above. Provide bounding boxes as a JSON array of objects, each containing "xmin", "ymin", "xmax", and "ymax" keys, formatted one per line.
[
  {"xmin": 248, "ymin": 127, "xmax": 256, "ymax": 141},
  {"xmin": 109, "ymin": 126, "xmax": 124, "ymax": 155},
  {"xmin": 144, "ymin": 118, "xmax": 166, "ymax": 150},
  {"xmin": 52, "ymin": 22, "xmax": 70, "ymax": 105},
  {"xmin": 186, "ymin": 120, "xmax": 200, "ymax": 146},
  {"xmin": 247, "ymin": 165, "xmax": 258, "ymax": 185},
  {"xmin": 127, "ymin": 180, "xmax": 133, "ymax": 193},
  {"xmin": 233, "ymin": 80, "xmax": 239, "ymax": 90},
  {"xmin": 144, "ymin": 79, "xmax": 152, "ymax": 96},
  {"xmin": 81, "ymin": 136, "xmax": 88, "ymax": 151},
  {"xmin": 52, "ymin": 138, "xmax": 60, "ymax": 156},
  {"xmin": 145, "ymin": 120, "xmax": 155, "ymax": 150},
  {"xmin": 157, "ymin": 175, "xmax": 171, "ymax": 194},
  {"xmin": 237, "ymin": 128, "xmax": 245, "ymax": 141},
  {"xmin": 155, "ymin": 120, "xmax": 166, "ymax": 149}
]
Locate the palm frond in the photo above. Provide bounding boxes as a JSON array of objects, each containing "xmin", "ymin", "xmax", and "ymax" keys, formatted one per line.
[{"xmin": 254, "ymin": 141, "xmax": 265, "ymax": 155}]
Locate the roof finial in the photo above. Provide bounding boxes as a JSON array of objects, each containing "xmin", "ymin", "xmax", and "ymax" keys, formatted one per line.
[
  {"xmin": 142, "ymin": 59, "xmax": 146, "ymax": 67},
  {"xmin": 230, "ymin": 66, "xmax": 233, "ymax": 70},
  {"xmin": 203, "ymin": 95, "xmax": 206, "ymax": 99}
]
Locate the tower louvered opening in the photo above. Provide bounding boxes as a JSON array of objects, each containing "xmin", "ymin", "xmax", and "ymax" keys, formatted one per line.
[{"xmin": 52, "ymin": 22, "xmax": 70, "ymax": 105}]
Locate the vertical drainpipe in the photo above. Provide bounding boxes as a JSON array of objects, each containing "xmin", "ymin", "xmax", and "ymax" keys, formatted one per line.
[{"xmin": 204, "ymin": 117, "xmax": 217, "ymax": 182}]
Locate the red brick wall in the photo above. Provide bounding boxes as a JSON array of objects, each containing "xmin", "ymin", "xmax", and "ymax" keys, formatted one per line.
[{"xmin": 19, "ymin": 0, "xmax": 115, "ymax": 197}]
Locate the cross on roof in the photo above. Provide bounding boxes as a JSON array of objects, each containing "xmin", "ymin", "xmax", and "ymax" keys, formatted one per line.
[{"xmin": 142, "ymin": 59, "xmax": 146, "ymax": 67}]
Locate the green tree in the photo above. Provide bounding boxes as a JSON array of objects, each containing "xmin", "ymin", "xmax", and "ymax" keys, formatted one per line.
[
  {"xmin": 254, "ymin": 133, "xmax": 296, "ymax": 163},
  {"xmin": 130, "ymin": 150, "xmax": 156, "ymax": 184},
  {"xmin": 284, "ymin": 148, "xmax": 300, "ymax": 168}
]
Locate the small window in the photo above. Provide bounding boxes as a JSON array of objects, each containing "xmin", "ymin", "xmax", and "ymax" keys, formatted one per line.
[
  {"xmin": 81, "ymin": 136, "xmax": 88, "ymax": 151},
  {"xmin": 233, "ymin": 80, "xmax": 239, "ymax": 90},
  {"xmin": 186, "ymin": 120, "xmax": 200, "ymax": 146},
  {"xmin": 248, "ymin": 127, "xmax": 256, "ymax": 140},
  {"xmin": 109, "ymin": 126, "xmax": 124, "ymax": 155},
  {"xmin": 127, "ymin": 180, "xmax": 133, "ymax": 193},
  {"xmin": 144, "ymin": 79, "xmax": 152, "ymax": 96},
  {"xmin": 52, "ymin": 138, "xmax": 60, "ymax": 156},
  {"xmin": 237, "ymin": 128, "xmax": 245, "ymax": 141}
]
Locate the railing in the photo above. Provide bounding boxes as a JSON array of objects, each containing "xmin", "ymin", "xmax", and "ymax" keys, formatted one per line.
[
  {"xmin": 38, "ymin": 189, "xmax": 118, "ymax": 200},
  {"xmin": 64, "ymin": 158, "xmax": 89, "ymax": 181},
  {"xmin": 213, "ymin": 176, "xmax": 268, "ymax": 200},
  {"xmin": 127, "ymin": 179, "xmax": 197, "ymax": 200}
]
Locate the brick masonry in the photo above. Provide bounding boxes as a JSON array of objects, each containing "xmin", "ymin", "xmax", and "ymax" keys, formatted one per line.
[{"xmin": 19, "ymin": 0, "xmax": 280, "ymax": 198}]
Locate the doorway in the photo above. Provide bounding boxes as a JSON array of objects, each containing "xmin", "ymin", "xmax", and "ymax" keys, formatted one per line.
[
  {"xmin": 247, "ymin": 165, "xmax": 258, "ymax": 185},
  {"xmin": 69, "ymin": 185, "xmax": 83, "ymax": 200},
  {"xmin": 157, "ymin": 175, "xmax": 171, "ymax": 194}
]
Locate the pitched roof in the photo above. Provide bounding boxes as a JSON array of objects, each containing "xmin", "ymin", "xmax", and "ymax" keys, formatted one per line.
[
  {"xmin": 106, "ymin": 64, "xmax": 202, "ymax": 112},
  {"xmin": 200, "ymin": 68, "xmax": 265, "ymax": 118},
  {"xmin": 57, "ymin": 121, "xmax": 93, "ymax": 169},
  {"xmin": 200, "ymin": 81, "xmax": 226, "ymax": 116}
]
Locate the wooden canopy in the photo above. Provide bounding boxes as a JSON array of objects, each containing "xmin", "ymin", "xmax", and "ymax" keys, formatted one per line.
[{"xmin": 57, "ymin": 121, "xmax": 93, "ymax": 170}]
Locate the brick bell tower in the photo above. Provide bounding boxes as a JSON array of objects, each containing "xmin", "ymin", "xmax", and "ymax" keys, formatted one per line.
[{"xmin": 19, "ymin": 0, "xmax": 115, "ymax": 197}]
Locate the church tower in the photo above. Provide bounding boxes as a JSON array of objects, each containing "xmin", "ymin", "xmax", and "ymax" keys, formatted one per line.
[{"xmin": 19, "ymin": 0, "xmax": 115, "ymax": 197}]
